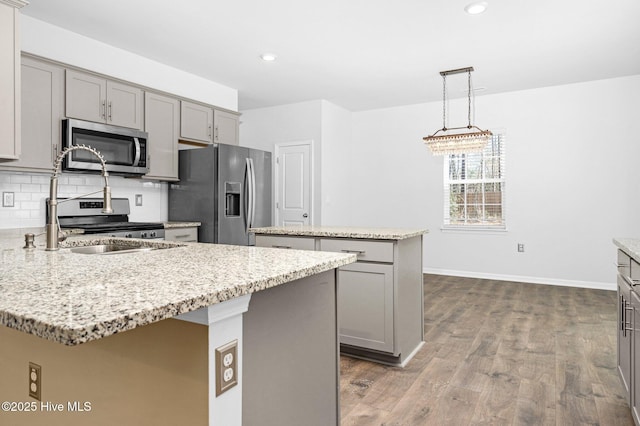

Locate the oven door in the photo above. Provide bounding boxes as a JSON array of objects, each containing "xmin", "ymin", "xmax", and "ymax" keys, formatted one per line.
[{"xmin": 62, "ymin": 119, "xmax": 149, "ymax": 176}]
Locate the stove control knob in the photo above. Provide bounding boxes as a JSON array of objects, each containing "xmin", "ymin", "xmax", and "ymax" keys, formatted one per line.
[
  {"xmin": 140, "ymin": 232, "xmax": 148, "ymax": 238},
  {"xmin": 125, "ymin": 233, "xmax": 133, "ymax": 238},
  {"xmin": 150, "ymin": 231, "xmax": 157, "ymax": 238}
]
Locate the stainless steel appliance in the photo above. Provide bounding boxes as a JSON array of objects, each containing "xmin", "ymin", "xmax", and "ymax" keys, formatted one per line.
[
  {"xmin": 62, "ymin": 118, "xmax": 149, "ymax": 176},
  {"xmin": 47, "ymin": 197, "xmax": 165, "ymax": 239},
  {"xmin": 168, "ymin": 144, "xmax": 272, "ymax": 245}
]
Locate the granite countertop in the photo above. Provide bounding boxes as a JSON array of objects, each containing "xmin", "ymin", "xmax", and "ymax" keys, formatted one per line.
[
  {"xmin": 0, "ymin": 230, "xmax": 355, "ymax": 346},
  {"xmin": 614, "ymin": 238, "xmax": 640, "ymax": 263},
  {"xmin": 163, "ymin": 221, "xmax": 201, "ymax": 229},
  {"xmin": 250, "ymin": 225, "xmax": 428, "ymax": 240}
]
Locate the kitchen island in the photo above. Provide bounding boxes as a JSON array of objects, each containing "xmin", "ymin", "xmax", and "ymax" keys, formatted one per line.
[
  {"xmin": 251, "ymin": 225, "xmax": 427, "ymax": 367},
  {"xmin": 0, "ymin": 228, "xmax": 355, "ymax": 425}
]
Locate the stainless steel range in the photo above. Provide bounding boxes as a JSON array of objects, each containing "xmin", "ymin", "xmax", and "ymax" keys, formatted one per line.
[{"xmin": 47, "ymin": 197, "xmax": 165, "ymax": 239}]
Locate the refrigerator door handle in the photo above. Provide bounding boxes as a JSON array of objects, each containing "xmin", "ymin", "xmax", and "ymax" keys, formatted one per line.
[
  {"xmin": 245, "ymin": 158, "xmax": 253, "ymax": 233},
  {"xmin": 249, "ymin": 158, "xmax": 257, "ymax": 228}
]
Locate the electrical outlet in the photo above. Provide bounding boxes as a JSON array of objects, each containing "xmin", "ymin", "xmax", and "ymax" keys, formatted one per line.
[
  {"xmin": 2, "ymin": 191, "xmax": 14, "ymax": 207},
  {"xmin": 215, "ymin": 340, "xmax": 238, "ymax": 396},
  {"xmin": 517, "ymin": 243, "xmax": 525, "ymax": 253},
  {"xmin": 135, "ymin": 194, "xmax": 143, "ymax": 206},
  {"xmin": 29, "ymin": 362, "xmax": 41, "ymax": 401}
]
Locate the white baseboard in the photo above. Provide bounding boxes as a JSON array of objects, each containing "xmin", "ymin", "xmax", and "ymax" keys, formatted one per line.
[{"xmin": 423, "ymin": 268, "xmax": 615, "ymax": 291}]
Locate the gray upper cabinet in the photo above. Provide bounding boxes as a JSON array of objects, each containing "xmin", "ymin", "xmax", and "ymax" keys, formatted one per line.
[
  {"xmin": 180, "ymin": 101, "xmax": 213, "ymax": 144},
  {"xmin": 0, "ymin": 1, "xmax": 26, "ymax": 161},
  {"xmin": 66, "ymin": 69, "xmax": 144, "ymax": 130},
  {"xmin": 144, "ymin": 92, "xmax": 179, "ymax": 181},
  {"xmin": 2, "ymin": 56, "xmax": 64, "ymax": 172},
  {"xmin": 214, "ymin": 109, "xmax": 239, "ymax": 145}
]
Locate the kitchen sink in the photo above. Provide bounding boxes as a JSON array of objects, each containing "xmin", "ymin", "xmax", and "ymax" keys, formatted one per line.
[
  {"xmin": 69, "ymin": 244, "xmax": 155, "ymax": 255},
  {"xmin": 65, "ymin": 240, "xmax": 182, "ymax": 255}
]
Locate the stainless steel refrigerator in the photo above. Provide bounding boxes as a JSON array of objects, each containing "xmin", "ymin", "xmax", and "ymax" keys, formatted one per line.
[{"xmin": 168, "ymin": 144, "xmax": 272, "ymax": 245}]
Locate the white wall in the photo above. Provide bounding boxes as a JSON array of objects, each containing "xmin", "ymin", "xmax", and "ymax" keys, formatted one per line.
[
  {"xmin": 21, "ymin": 16, "xmax": 238, "ymax": 111},
  {"xmin": 335, "ymin": 75, "xmax": 640, "ymax": 289},
  {"xmin": 240, "ymin": 100, "xmax": 323, "ymax": 224}
]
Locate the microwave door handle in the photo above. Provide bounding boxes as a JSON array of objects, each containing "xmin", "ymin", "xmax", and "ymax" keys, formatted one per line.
[{"xmin": 133, "ymin": 138, "xmax": 141, "ymax": 166}]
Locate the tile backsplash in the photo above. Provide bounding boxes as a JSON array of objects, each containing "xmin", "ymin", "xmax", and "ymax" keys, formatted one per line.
[{"xmin": 0, "ymin": 171, "xmax": 168, "ymax": 229}]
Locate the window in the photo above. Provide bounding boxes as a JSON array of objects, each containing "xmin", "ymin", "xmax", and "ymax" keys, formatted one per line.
[{"xmin": 444, "ymin": 133, "xmax": 505, "ymax": 229}]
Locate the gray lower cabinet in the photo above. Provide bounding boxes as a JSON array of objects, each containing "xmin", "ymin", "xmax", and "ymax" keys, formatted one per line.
[
  {"xmin": 144, "ymin": 92, "xmax": 179, "ymax": 181},
  {"xmin": 617, "ymin": 248, "xmax": 640, "ymax": 425},
  {"xmin": 66, "ymin": 69, "xmax": 144, "ymax": 130},
  {"xmin": 256, "ymin": 233, "xmax": 424, "ymax": 366},
  {"xmin": 619, "ymin": 272, "xmax": 633, "ymax": 402},
  {"xmin": 1, "ymin": 56, "xmax": 64, "ymax": 172},
  {"xmin": 632, "ymin": 290, "xmax": 640, "ymax": 424},
  {"xmin": 338, "ymin": 261, "xmax": 394, "ymax": 353}
]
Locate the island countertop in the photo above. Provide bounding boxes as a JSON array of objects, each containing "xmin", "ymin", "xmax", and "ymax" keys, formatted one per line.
[
  {"xmin": 250, "ymin": 225, "xmax": 428, "ymax": 240},
  {"xmin": 614, "ymin": 238, "xmax": 640, "ymax": 263},
  {"xmin": 0, "ymin": 230, "xmax": 355, "ymax": 346}
]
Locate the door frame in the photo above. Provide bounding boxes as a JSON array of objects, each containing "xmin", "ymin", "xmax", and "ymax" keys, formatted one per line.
[{"xmin": 274, "ymin": 140, "xmax": 314, "ymax": 226}]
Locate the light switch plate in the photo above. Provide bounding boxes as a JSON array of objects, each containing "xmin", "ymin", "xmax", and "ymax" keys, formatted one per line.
[
  {"xmin": 135, "ymin": 194, "xmax": 143, "ymax": 206},
  {"xmin": 3, "ymin": 192, "xmax": 15, "ymax": 207}
]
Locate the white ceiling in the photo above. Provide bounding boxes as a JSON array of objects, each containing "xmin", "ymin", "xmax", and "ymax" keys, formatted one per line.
[{"xmin": 21, "ymin": 0, "xmax": 640, "ymax": 111}]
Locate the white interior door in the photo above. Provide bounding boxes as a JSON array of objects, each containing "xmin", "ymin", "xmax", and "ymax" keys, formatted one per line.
[{"xmin": 276, "ymin": 142, "xmax": 312, "ymax": 226}]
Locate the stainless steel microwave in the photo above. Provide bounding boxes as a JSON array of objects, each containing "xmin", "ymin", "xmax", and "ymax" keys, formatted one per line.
[{"xmin": 62, "ymin": 119, "xmax": 149, "ymax": 176}]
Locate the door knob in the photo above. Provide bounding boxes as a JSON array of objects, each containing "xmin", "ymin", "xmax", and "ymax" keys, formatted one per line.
[{"xmin": 303, "ymin": 213, "xmax": 308, "ymax": 218}]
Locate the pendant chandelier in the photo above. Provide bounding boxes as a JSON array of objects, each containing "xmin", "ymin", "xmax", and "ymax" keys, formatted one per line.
[{"xmin": 423, "ymin": 67, "xmax": 492, "ymax": 156}]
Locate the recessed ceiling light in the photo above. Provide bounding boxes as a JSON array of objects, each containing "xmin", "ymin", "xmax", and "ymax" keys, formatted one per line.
[
  {"xmin": 464, "ymin": 1, "xmax": 488, "ymax": 15},
  {"xmin": 260, "ymin": 53, "xmax": 277, "ymax": 62}
]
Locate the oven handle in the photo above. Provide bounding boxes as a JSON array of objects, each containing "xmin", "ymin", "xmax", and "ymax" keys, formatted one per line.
[{"xmin": 133, "ymin": 138, "xmax": 141, "ymax": 166}]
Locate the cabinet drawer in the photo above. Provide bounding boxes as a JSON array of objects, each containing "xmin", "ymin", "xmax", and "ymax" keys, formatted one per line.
[
  {"xmin": 165, "ymin": 227, "xmax": 198, "ymax": 242},
  {"xmin": 619, "ymin": 250, "xmax": 631, "ymax": 276},
  {"xmin": 255, "ymin": 235, "xmax": 315, "ymax": 251},
  {"xmin": 320, "ymin": 239, "xmax": 394, "ymax": 263}
]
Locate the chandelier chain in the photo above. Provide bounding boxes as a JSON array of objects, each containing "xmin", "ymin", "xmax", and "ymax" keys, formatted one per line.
[
  {"xmin": 442, "ymin": 74, "xmax": 447, "ymax": 130},
  {"xmin": 467, "ymin": 70, "xmax": 472, "ymax": 128}
]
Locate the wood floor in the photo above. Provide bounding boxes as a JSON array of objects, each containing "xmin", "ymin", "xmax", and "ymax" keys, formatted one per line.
[{"xmin": 339, "ymin": 274, "xmax": 633, "ymax": 425}]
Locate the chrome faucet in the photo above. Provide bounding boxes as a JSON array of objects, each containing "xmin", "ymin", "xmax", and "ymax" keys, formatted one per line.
[{"xmin": 46, "ymin": 145, "xmax": 113, "ymax": 251}]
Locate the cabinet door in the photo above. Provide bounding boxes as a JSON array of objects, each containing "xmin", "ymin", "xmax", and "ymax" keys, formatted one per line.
[
  {"xmin": 7, "ymin": 57, "xmax": 64, "ymax": 171},
  {"xmin": 106, "ymin": 81, "xmax": 143, "ymax": 129},
  {"xmin": 338, "ymin": 262, "xmax": 394, "ymax": 353},
  {"xmin": 144, "ymin": 92, "xmax": 179, "ymax": 180},
  {"xmin": 0, "ymin": 3, "xmax": 20, "ymax": 160},
  {"xmin": 214, "ymin": 109, "xmax": 239, "ymax": 145},
  {"xmin": 180, "ymin": 101, "xmax": 213, "ymax": 144},
  {"xmin": 619, "ymin": 275, "xmax": 633, "ymax": 403},
  {"xmin": 65, "ymin": 69, "xmax": 106, "ymax": 123},
  {"xmin": 632, "ymin": 291, "xmax": 640, "ymax": 424}
]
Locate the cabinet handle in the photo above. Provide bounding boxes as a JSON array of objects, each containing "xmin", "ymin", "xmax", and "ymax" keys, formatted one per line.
[
  {"xmin": 108, "ymin": 101, "xmax": 113, "ymax": 121},
  {"xmin": 215, "ymin": 125, "xmax": 219, "ymax": 141},
  {"xmin": 208, "ymin": 124, "xmax": 212, "ymax": 138},
  {"xmin": 272, "ymin": 245, "xmax": 292, "ymax": 249},
  {"xmin": 52, "ymin": 144, "xmax": 58, "ymax": 162},
  {"xmin": 101, "ymin": 100, "xmax": 106, "ymax": 119},
  {"xmin": 173, "ymin": 234, "xmax": 190, "ymax": 239}
]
